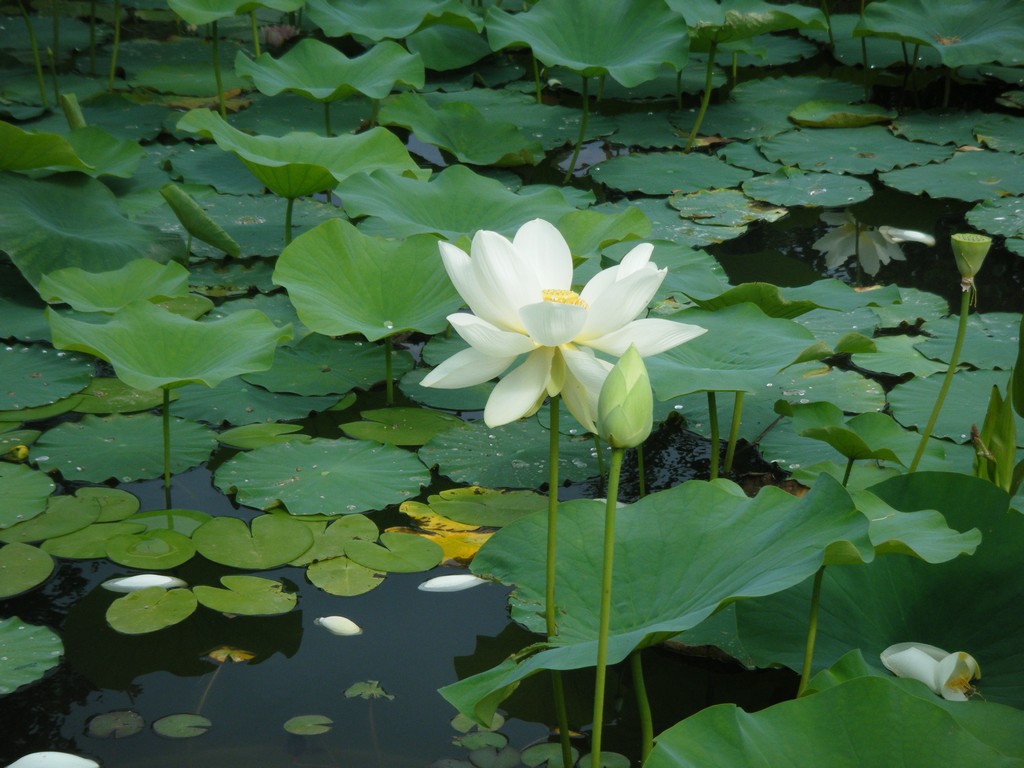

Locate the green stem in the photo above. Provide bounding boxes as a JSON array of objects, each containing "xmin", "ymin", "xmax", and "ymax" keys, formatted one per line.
[
  {"xmin": 591, "ymin": 446, "xmax": 625, "ymax": 766},
  {"xmin": 909, "ymin": 287, "xmax": 972, "ymax": 472},
  {"xmin": 859, "ymin": 0, "xmax": 870, "ymax": 101},
  {"xmin": 841, "ymin": 455, "xmax": 854, "ymax": 487},
  {"xmin": 707, "ymin": 391, "xmax": 720, "ymax": 480},
  {"xmin": 532, "ymin": 53, "xmax": 542, "ymax": 104},
  {"xmin": 684, "ymin": 39, "xmax": 717, "ymax": 152},
  {"xmin": 250, "ymin": 10, "xmax": 261, "ymax": 57},
  {"xmin": 797, "ymin": 566, "xmax": 825, "ymax": 696},
  {"xmin": 384, "ymin": 335, "xmax": 394, "ymax": 405},
  {"xmin": 16, "ymin": 0, "xmax": 48, "ymax": 106},
  {"xmin": 820, "ymin": 0, "xmax": 834, "ymax": 49},
  {"xmin": 89, "ymin": 0, "xmax": 96, "ymax": 75},
  {"xmin": 545, "ymin": 395, "xmax": 573, "ymax": 768},
  {"xmin": 324, "ymin": 101, "xmax": 332, "ymax": 136},
  {"xmin": 367, "ymin": 98, "xmax": 380, "ymax": 129},
  {"xmin": 631, "ymin": 650, "xmax": 653, "ymax": 762},
  {"xmin": 107, "ymin": 0, "xmax": 121, "ymax": 91},
  {"xmin": 211, "ymin": 20, "xmax": 226, "ymax": 118},
  {"xmin": 723, "ymin": 391, "xmax": 744, "ymax": 474},
  {"xmin": 48, "ymin": 47, "xmax": 59, "ymax": 104},
  {"xmin": 162, "ymin": 387, "xmax": 172, "ymax": 507},
  {"xmin": 284, "ymin": 196, "xmax": 295, "ymax": 245},
  {"xmin": 636, "ymin": 445, "xmax": 646, "ymax": 498},
  {"xmin": 51, "ymin": 1, "xmax": 59, "ymax": 73},
  {"xmin": 562, "ymin": 75, "xmax": 589, "ymax": 184},
  {"xmin": 675, "ymin": 70, "xmax": 682, "ymax": 110}
]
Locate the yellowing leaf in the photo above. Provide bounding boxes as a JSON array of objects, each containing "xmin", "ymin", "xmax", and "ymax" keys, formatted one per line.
[
  {"xmin": 204, "ymin": 645, "xmax": 256, "ymax": 663},
  {"xmin": 399, "ymin": 501, "xmax": 482, "ymax": 533},
  {"xmin": 385, "ymin": 525, "xmax": 491, "ymax": 566}
]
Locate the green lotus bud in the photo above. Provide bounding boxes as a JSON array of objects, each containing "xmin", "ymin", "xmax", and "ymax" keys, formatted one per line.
[
  {"xmin": 951, "ymin": 232, "xmax": 992, "ymax": 280},
  {"xmin": 597, "ymin": 344, "xmax": 653, "ymax": 449}
]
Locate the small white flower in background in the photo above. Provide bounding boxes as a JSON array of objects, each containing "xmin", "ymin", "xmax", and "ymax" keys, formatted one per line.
[
  {"xmin": 813, "ymin": 211, "xmax": 934, "ymax": 276},
  {"xmin": 421, "ymin": 219, "xmax": 706, "ymax": 432},
  {"xmin": 417, "ymin": 574, "xmax": 487, "ymax": 592},
  {"xmin": 880, "ymin": 642, "xmax": 981, "ymax": 701},
  {"xmin": 102, "ymin": 574, "xmax": 187, "ymax": 593},
  {"xmin": 315, "ymin": 616, "xmax": 363, "ymax": 636},
  {"xmin": 7, "ymin": 753, "xmax": 99, "ymax": 768}
]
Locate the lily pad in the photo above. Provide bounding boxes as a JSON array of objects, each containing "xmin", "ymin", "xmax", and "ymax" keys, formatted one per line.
[
  {"xmin": 967, "ymin": 196, "xmax": 1024, "ymax": 238},
  {"xmin": 399, "ymin": 367, "xmax": 494, "ymax": 412},
  {"xmin": 106, "ymin": 586, "xmax": 199, "ymax": 634},
  {"xmin": 0, "ymin": 463, "xmax": 55, "ymax": 529},
  {"xmin": 32, "ymin": 413, "xmax": 217, "ymax": 483},
  {"xmin": 87, "ymin": 710, "xmax": 145, "ymax": 738},
  {"xmin": 590, "ymin": 152, "xmax": 752, "ymax": 196},
  {"xmin": 72, "ymin": 378, "xmax": 170, "ymax": 415},
  {"xmin": 283, "ymin": 714, "xmax": 333, "ymax": 736},
  {"xmin": 0, "ymin": 617, "xmax": 62, "ymax": 694},
  {"xmin": 758, "ymin": 126, "xmax": 953, "ymax": 175},
  {"xmin": 214, "ymin": 438, "xmax": 430, "ymax": 515},
  {"xmin": 274, "ymin": 220, "xmax": 463, "ymax": 342},
  {"xmin": 668, "ymin": 189, "xmax": 787, "ymax": 228},
  {"xmin": 344, "ymin": 531, "xmax": 443, "ymax": 573},
  {"xmin": 0, "ymin": 345, "xmax": 94, "ymax": 412},
  {"xmin": 171, "ymin": 376, "xmax": 339, "ymax": 426},
  {"xmin": 307, "ymin": 556, "xmax": 385, "ymax": 596},
  {"xmin": 341, "ymin": 407, "xmax": 465, "ymax": 446},
  {"xmin": 217, "ymin": 423, "xmax": 310, "ymax": 449},
  {"xmin": 879, "ymin": 149, "xmax": 1024, "ymax": 202},
  {"xmin": 192, "ymin": 515, "xmax": 314, "ymax": 569},
  {"xmin": 152, "ymin": 713, "xmax": 212, "ymax": 738},
  {"xmin": 40, "ymin": 522, "xmax": 149, "ymax": 560},
  {"xmin": 0, "ymin": 543, "xmax": 55, "ymax": 598},
  {"xmin": 408, "ymin": 486, "xmax": 547, "ymax": 528},
  {"xmin": 913, "ymin": 312, "xmax": 1022, "ymax": 370},
  {"xmin": 105, "ymin": 529, "xmax": 197, "ymax": 570},
  {"xmin": 788, "ymin": 100, "xmax": 895, "ymax": 128},
  {"xmin": 304, "ymin": 0, "xmax": 480, "ymax": 41},
  {"xmin": 193, "ymin": 574, "xmax": 297, "ymax": 615},
  {"xmin": 166, "ymin": 0, "xmax": 303, "ymax": 26},
  {"xmin": 0, "ymin": 495, "xmax": 101, "ymax": 544},
  {"xmin": 289, "ymin": 515, "xmax": 379, "ymax": 566},
  {"xmin": 741, "ymin": 167, "xmax": 874, "ymax": 207}
]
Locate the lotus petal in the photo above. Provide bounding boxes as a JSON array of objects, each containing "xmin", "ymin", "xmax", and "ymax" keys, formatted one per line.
[
  {"xmin": 417, "ymin": 574, "xmax": 487, "ymax": 592},
  {"xmin": 102, "ymin": 574, "xmax": 188, "ymax": 593},
  {"xmin": 7, "ymin": 753, "xmax": 100, "ymax": 768},
  {"xmin": 314, "ymin": 616, "xmax": 363, "ymax": 636}
]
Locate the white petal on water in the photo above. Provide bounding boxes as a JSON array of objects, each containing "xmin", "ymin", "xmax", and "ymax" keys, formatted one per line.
[
  {"xmin": 417, "ymin": 574, "xmax": 487, "ymax": 593},
  {"xmin": 314, "ymin": 616, "xmax": 363, "ymax": 636},
  {"xmin": 102, "ymin": 574, "xmax": 187, "ymax": 593},
  {"xmin": 7, "ymin": 752, "xmax": 100, "ymax": 768}
]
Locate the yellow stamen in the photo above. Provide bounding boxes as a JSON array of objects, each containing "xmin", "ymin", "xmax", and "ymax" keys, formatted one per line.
[{"xmin": 542, "ymin": 288, "xmax": 589, "ymax": 308}]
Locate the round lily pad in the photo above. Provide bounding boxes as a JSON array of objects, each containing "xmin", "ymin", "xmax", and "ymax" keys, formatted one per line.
[
  {"xmin": 0, "ymin": 616, "xmax": 63, "ymax": 694},
  {"xmin": 192, "ymin": 515, "xmax": 314, "ymax": 569},
  {"xmin": 879, "ymin": 149, "xmax": 1024, "ymax": 202},
  {"xmin": 340, "ymin": 407, "xmax": 465, "ymax": 446},
  {"xmin": 126, "ymin": 509, "xmax": 212, "ymax": 536},
  {"xmin": 283, "ymin": 715, "xmax": 333, "ymax": 736},
  {"xmin": 171, "ymin": 376, "xmax": 339, "ymax": 426},
  {"xmin": 214, "ymin": 438, "xmax": 430, "ymax": 516},
  {"xmin": 217, "ymin": 423, "xmax": 310, "ymax": 450},
  {"xmin": 105, "ymin": 586, "xmax": 198, "ymax": 634},
  {"xmin": 757, "ymin": 126, "xmax": 953, "ymax": 175},
  {"xmin": 742, "ymin": 168, "xmax": 874, "ymax": 207},
  {"xmin": 87, "ymin": 710, "xmax": 145, "ymax": 738},
  {"xmin": 590, "ymin": 152, "xmax": 753, "ymax": 195},
  {"xmin": 32, "ymin": 413, "xmax": 217, "ymax": 483},
  {"xmin": 152, "ymin": 713, "xmax": 211, "ymax": 739},
  {"xmin": 72, "ymin": 377, "xmax": 169, "ymax": 415},
  {"xmin": 0, "ymin": 344, "xmax": 93, "ymax": 411},
  {"xmin": 290, "ymin": 515, "xmax": 379, "ymax": 566},
  {"xmin": 0, "ymin": 543, "xmax": 55, "ymax": 598},
  {"xmin": 306, "ymin": 556, "xmax": 386, "ymax": 596},
  {"xmin": 105, "ymin": 529, "xmax": 197, "ymax": 570},
  {"xmin": 0, "ymin": 495, "xmax": 101, "ymax": 544},
  {"xmin": 193, "ymin": 574, "xmax": 297, "ymax": 616},
  {"xmin": 41, "ymin": 522, "xmax": 149, "ymax": 559},
  {"xmin": 344, "ymin": 532, "xmax": 443, "ymax": 573},
  {"xmin": 0, "ymin": 463, "xmax": 55, "ymax": 529}
]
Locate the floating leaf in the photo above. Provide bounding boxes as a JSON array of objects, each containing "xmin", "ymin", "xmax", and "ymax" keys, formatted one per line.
[
  {"xmin": 289, "ymin": 515, "xmax": 379, "ymax": 566},
  {"xmin": 0, "ymin": 463, "xmax": 54, "ymax": 529},
  {"xmin": 758, "ymin": 126, "xmax": 952, "ymax": 175},
  {"xmin": 344, "ymin": 680, "xmax": 394, "ymax": 700},
  {"xmin": 105, "ymin": 529, "xmax": 197, "ymax": 570},
  {"xmin": 283, "ymin": 715, "xmax": 333, "ymax": 736},
  {"xmin": 0, "ymin": 543, "xmax": 54, "ymax": 598},
  {"xmin": 0, "ymin": 617, "xmax": 63, "ymax": 694},
  {"xmin": 341, "ymin": 407, "xmax": 464, "ymax": 446},
  {"xmin": 87, "ymin": 710, "xmax": 145, "ymax": 738},
  {"xmin": 41, "ymin": 522, "xmax": 148, "ymax": 560},
  {"xmin": 0, "ymin": 495, "xmax": 101, "ymax": 544},
  {"xmin": 591, "ymin": 152, "xmax": 752, "ymax": 196},
  {"xmin": 405, "ymin": 486, "xmax": 547, "ymax": 528},
  {"xmin": 217, "ymin": 423, "xmax": 310, "ymax": 449},
  {"xmin": 192, "ymin": 515, "xmax": 314, "ymax": 569},
  {"xmin": 0, "ymin": 345, "xmax": 94, "ymax": 412},
  {"xmin": 152, "ymin": 713, "xmax": 211, "ymax": 739},
  {"xmin": 788, "ymin": 100, "xmax": 895, "ymax": 128},
  {"xmin": 274, "ymin": 220, "xmax": 463, "ymax": 342},
  {"xmin": 193, "ymin": 575, "xmax": 297, "ymax": 616},
  {"xmin": 106, "ymin": 586, "xmax": 198, "ymax": 634},
  {"xmin": 214, "ymin": 438, "xmax": 430, "ymax": 516},
  {"xmin": 205, "ymin": 646, "xmax": 256, "ymax": 663},
  {"xmin": 72, "ymin": 378, "xmax": 170, "ymax": 415},
  {"xmin": 307, "ymin": 556, "xmax": 385, "ymax": 597},
  {"xmin": 879, "ymin": 150, "xmax": 1024, "ymax": 202},
  {"xmin": 741, "ymin": 167, "xmax": 874, "ymax": 207},
  {"xmin": 344, "ymin": 531, "xmax": 443, "ymax": 573}
]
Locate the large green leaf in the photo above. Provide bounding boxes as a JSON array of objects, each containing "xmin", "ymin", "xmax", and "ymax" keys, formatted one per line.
[
  {"xmin": 732, "ymin": 473, "xmax": 1023, "ymax": 706},
  {"xmin": 235, "ymin": 39, "xmax": 424, "ymax": 102},
  {"xmin": 214, "ymin": 438, "xmax": 430, "ymax": 516},
  {"xmin": 758, "ymin": 126, "xmax": 953, "ymax": 175},
  {"xmin": 0, "ymin": 543, "xmax": 54, "ymax": 598},
  {"xmin": 305, "ymin": 0, "xmax": 481, "ymax": 41},
  {"xmin": 0, "ymin": 344, "xmax": 93, "ymax": 411},
  {"xmin": 646, "ymin": 675, "xmax": 1024, "ymax": 767},
  {"xmin": 0, "ymin": 122, "xmax": 145, "ymax": 179},
  {"xmin": 591, "ymin": 152, "xmax": 752, "ymax": 196},
  {"xmin": 669, "ymin": 0, "xmax": 827, "ymax": 45},
  {"xmin": 105, "ymin": 529, "xmax": 197, "ymax": 570},
  {"xmin": 167, "ymin": 0, "xmax": 303, "ymax": 26},
  {"xmin": 0, "ymin": 173, "xmax": 183, "ymax": 291},
  {"xmin": 338, "ymin": 164, "xmax": 582, "ymax": 240},
  {"xmin": 274, "ymin": 219, "xmax": 462, "ymax": 341},
  {"xmin": 855, "ymin": 0, "xmax": 1024, "ymax": 69},
  {"xmin": 0, "ymin": 463, "xmax": 54, "ymax": 529},
  {"xmin": 192, "ymin": 515, "xmax": 314, "ymax": 569},
  {"xmin": 486, "ymin": 0, "xmax": 689, "ymax": 87},
  {"xmin": 344, "ymin": 531, "xmax": 443, "ymax": 573},
  {"xmin": 441, "ymin": 475, "xmax": 871, "ymax": 724},
  {"xmin": 105, "ymin": 586, "xmax": 198, "ymax": 634},
  {"xmin": 879, "ymin": 150, "xmax": 1024, "ymax": 202},
  {"xmin": 37, "ymin": 259, "xmax": 191, "ymax": 313},
  {"xmin": 48, "ymin": 300, "xmax": 291, "ymax": 391},
  {"xmin": 0, "ymin": 617, "xmax": 63, "ymax": 694},
  {"xmin": 193, "ymin": 574, "xmax": 297, "ymax": 615}
]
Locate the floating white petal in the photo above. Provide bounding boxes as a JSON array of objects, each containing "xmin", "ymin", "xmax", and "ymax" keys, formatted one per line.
[
  {"xmin": 417, "ymin": 574, "xmax": 487, "ymax": 593},
  {"xmin": 880, "ymin": 642, "xmax": 980, "ymax": 701},
  {"xmin": 314, "ymin": 616, "xmax": 363, "ymax": 636},
  {"xmin": 101, "ymin": 574, "xmax": 187, "ymax": 593},
  {"xmin": 7, "ymin": 752, "xmax": 100, "ymax": 768}
]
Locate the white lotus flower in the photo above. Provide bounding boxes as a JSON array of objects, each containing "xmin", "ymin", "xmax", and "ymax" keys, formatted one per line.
[
  {"xmin": 880, "ymin": 642, "xmax": 981, "ymax": 701},
  {"xmin": 417, "ymin": 574, "xmax": 487, "ymax": 592},
  {"xmin": 102, "ymin": 574, "xmax": 187, "ymax": 593},
  {"xmin": 7, "ymin": 753, "xmax": 99, "ymax": 768},
  {"xmin": 421, "ymin": 219, "xmax": 706, "ymax": 431},
  {"xmin": 314, "ymin": 616, "xmax": 363, "ymax": 636},
  {"xmin": 813, "ymin": 212, "xmax": 933, "ymax": 276}
]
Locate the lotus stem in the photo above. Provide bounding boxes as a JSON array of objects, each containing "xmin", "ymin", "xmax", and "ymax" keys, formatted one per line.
[
  {"xmin": 16, "ymin": 0, "xmax": 47, "ymax": 106},
  {"xmin": 859, "ymin": 0, "xmax": 870, "ymax": 101},
  {"xmin": 211, "ymin": 20, "xmax": 226, "ymax": 118},
  {"xmin": 51, "ymin": 1, "xmax": 59, "ymax": 72},
  {"xmin": 89, "ymin": 0, "xmax": 96, "ymax": 74},
  {"xmin": 842, "ymin": 456, "xmax": 855, "ymax": 487},
  {"xmin": 797, "ymin": 565, "xmax": 825, "ymax": 696},
  {"xmin": 284, "ymin": 196, "xmax": 295, "ymax": 245},
  {"xmin": 909, "ymin": 287, "xmax": 971, "ymax": 472},
  {"xmin": 707, "ymin": 391, "xmax": 720, "ymax": 480},
  {"xmin": 636, "ymin": 445, "xmax": 646, "ymax": 498},
  {"xmin": 545, "ymin": 395, "xmax": 574, "ymax": 768},
  {"xmin": 562, "ymin": 75, "xmax": 589, "ymax": 183},
  {"xmin": 249, "ymin": 10, "xmax": 261, "ymax": 57},
  {"xmin": 47, "ymin": 47, "xmax": 59, "ymax": 104},
  {"xmin": 631, "ymin": 650, "xmax": 653, "ymax": 762},
  {"xmin": 367, "ymin": 98, "xmax": 380, "ymax": 129},
  {"xmin": 819, "ymin": 0, "xmax": 834, "ymax": 49},
  {"xmin": 723, "ymin": 391, "xmax": 744, "ymax": 474},
  {"xmin": 675, "ymin": 70, "xmax": 682, "ymax": 110},
  {"xmin": 107, "ymin": 0, "xmax": 121, "ymax": 91},
  {"xmin": 162, "ymin": 386, "xmax": 172, "ymax": 507},
  {"xmin": 532, "ymin": 53, "xmax": 542, "ymax": 104},
  {"xmin": 384, "ymin": 335, "xmax": 394, "ymax": 405},
  {"xmin": 591, "ymin": 445, "xmax": 624, "ymax": 766},
  {"xmin": 684, "ymin": 39, "xmax": 717, "ymax": 153},
  {"xmin": 61, "ymin": 93, "xmax": 86, "ymax": 129}
]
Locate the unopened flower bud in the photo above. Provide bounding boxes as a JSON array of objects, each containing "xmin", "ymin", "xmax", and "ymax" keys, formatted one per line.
[
  {"xmin": 951, "ymin": 232, "xmax": 992, "ymax": 280},
  {"xmin": 597, "ymin": 345, "xmax": 653, "ymax": 449}
]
